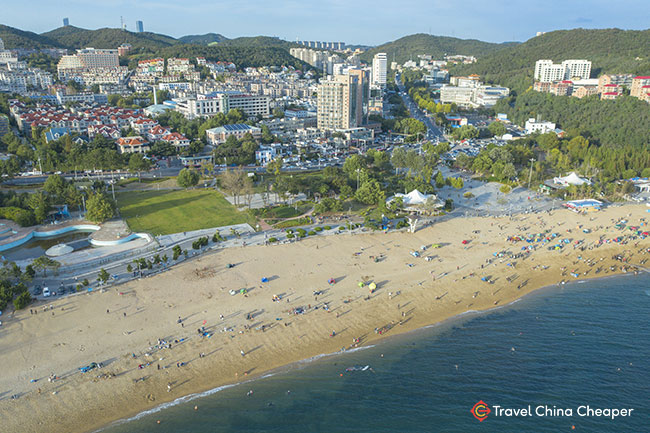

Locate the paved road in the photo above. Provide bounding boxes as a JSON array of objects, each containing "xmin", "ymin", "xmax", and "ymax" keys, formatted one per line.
[{"xmin": 395, "ymin": 73, "xmax": 445, "ymax": 141}]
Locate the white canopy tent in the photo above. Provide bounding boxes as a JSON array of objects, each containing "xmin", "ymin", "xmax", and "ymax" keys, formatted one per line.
[{"xmin": 553, "ymin": 172, "xmax": 591, "ymax": 187}]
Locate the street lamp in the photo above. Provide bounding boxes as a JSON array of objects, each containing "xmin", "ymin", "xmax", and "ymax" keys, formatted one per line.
[{"xmin": 527, "ymin": 158, "xmax": 535, "ymax": 190}]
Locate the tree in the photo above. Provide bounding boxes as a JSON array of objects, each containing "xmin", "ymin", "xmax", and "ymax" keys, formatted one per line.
[
  {"xmin": 354, "ymin": 179, "xmax": 385, "ymax": 205},
  {"xmin": 86, "ymin": 192, "xmax": 115, "ymax": 223},
  {"xmin": 128, "ymin": 153, "xmax": 151, "ymax": 180},
  {"xmin": 97, "ymin": 268, "xmax": 110, "ymax": 284},
  {"xmin": 44, "ymin": 174, "xmax": 66, "ymax": 199},
  {"xmin": 488, "ymin": 121, "xmax": 507, "ymax": 137},
  {"xmin": 32, "ymin": 256, "xmax": 61, "ymax": 277},
  {"xmin": 453, "ymin": 125, "xmax": 479, "ymax": 141},
  {"xmin": 177, "ymin": 168, "xmax": 200, "ymax": 188},
  {"xmin": 272, "ymin": 108, "xmax": 284, "ymax": 118},
  {"xmin": 27, "ymin": 191, "xmax": 51, "ymax": 224},
  {"xmin": 13, "ymin": 290, "xmax": 32, "ymax": 310}
]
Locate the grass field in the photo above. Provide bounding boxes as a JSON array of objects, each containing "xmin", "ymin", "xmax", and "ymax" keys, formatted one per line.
[{"xmin": 116, "ymin": 189, "xmax": 254, "ymax": 235}]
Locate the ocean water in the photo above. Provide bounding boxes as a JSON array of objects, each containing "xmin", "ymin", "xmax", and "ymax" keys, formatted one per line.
[{"xmin": 101, "ymin": 274, "xmax": 650, "ymax": 433}]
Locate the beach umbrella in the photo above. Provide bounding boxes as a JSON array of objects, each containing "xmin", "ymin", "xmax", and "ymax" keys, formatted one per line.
[
  {"xmin": 369, "ymin": 282, "xmax": 377, "ymax": 291},
  {"xmin": 261, "ymin": 277, "xmax": 269, "ymax": 283},
  {"xmin": 358, "ymin": 281, "xmax": 364, "ymax": 288}
]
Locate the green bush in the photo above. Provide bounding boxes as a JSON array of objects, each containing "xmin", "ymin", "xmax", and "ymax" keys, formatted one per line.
[
  {"xmin": 286, "ymin": 229, "xmax": 294, "ymax": 234},
  {"xmin": 0, "ymin": 207, "xmax": 36, "ymax": 227},
  {"xmin": 286, "ymin": 233, "xmax": 294, "ymax": 239},
  {"xmin": 308, "ymin": 230, "xmax": 317, "ymax": 236},
  {"xmin": 338, "ymin": 226, "xmax": 345, "ymax": 231},
  {"xmin": 314, "ymin": 226, "xmax": 323, "ymax": 232},
  {"xmin": 268, "ymin": 237, "xmax": 278, "ymax": 243},
  {"xmin": 323, "ymin": 225, "xmax": 331, "ymax": 230},
  {"xmin": 500, "ymin": 185, "xmax": 512, "ymax": 194},
  {"xmin": 297, "ymin": 228, "xmax": 307, "ymax": 236},
  {"xmin": 396, "ymin": 219, "xmax": 409, "ymax": 229}
]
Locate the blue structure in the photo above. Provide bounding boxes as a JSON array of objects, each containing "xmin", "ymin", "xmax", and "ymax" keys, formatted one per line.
[
  {"xmin": 45, "ymin": 127, "xmax": 71, "ymax": 143},
  {"xmin": 136, "ymin": 20, "xmax": 144, "ymax": 33}
]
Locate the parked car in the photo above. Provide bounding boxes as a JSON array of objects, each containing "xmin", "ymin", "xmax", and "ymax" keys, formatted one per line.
[{"xmin": 42, "ymin": 287, "xmax": 50, "ymax": 297}]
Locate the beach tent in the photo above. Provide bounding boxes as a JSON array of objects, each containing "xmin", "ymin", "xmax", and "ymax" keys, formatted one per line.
[
  {"xmin": 261, "ymin": 277, "xmax": 269, "ymax": 283},
  {"xmin": 553, "ymin": 172, "xmax": 591, "ymax": 186}
]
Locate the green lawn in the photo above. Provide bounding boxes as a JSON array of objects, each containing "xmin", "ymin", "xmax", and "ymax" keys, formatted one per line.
[{"xmin": 117, "ymin": 189, "xmax": 254, "ymax": 235}]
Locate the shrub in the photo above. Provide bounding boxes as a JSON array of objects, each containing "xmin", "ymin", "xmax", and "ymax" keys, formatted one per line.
[
  {"xmin": 308, "ymin": 230, "xmax": 317, "ymax": 236},
  {"xmin": 338, "ymin": 226, "xmax": 345, "ymax": 231},
  {"xmin": 286, "ymin": 233, "xmax": 294, "ymax": 239},
  {"xmin": 396, "ymin": 219, "xmax": 409, "ymax": 229},
  {"xmin": 268, "ymin": 237, "xmax": 278, "ymax": 243},
  {"xmin": 297, "ymin": 228, "xmax": 307, "ymax": 237},
  {"xmin": 286, "ymin": 229, "xmax": 293, "ymax": 234},
  {"xmin": 500, "ymin": 185, "xmax": 512, "ymax": 194},
  {"xmin": 323, "ymin": 225, "xmax": 331, "ymax": 230},
  {"xmin": 463, "ymin": 191, "xmax": 474, "ymax": 198},
  {"xmin": 314, "ymin": 226, "xmax": 323, "ymax": 232},
  {"xmin": 82, "ymin": 279, "xmax": 89, "ymax": 287},
  {"xmin": 0, "ymin": 207, "xmax": 36, "ymax": 227}
]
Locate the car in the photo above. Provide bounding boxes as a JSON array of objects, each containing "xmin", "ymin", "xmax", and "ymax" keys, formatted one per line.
[{"xmin": 42, "ymin": 287, "xmax": 50, "ymax": 297}]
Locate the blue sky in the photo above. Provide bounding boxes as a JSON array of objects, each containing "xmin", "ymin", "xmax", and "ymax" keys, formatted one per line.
[{"xmin": 2, "ymin": 0, "xmax": 649, "ymax": 45}]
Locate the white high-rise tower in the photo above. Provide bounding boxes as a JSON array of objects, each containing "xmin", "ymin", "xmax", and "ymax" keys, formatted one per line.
[{"xmin": 372, "ymin": 52, "xmax": 387, "ymax": 87}]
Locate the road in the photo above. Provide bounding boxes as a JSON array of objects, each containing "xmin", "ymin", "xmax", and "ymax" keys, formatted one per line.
[{"xmin": 395, "ymin": 73, "xmax": 445, "ymax": 141}]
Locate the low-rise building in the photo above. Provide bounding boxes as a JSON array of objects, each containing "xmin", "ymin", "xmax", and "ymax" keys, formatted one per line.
[
  {"xmin": 525, "ymin": 118, "xmax": 556, "ymax": 134},
  {"xmin": 205, "ymin": 123, "xmax": 261, "ymax": 145},
  {"xmin": 116, "ymin": 136, "xmax": 149, "ymax": 154},
  {"xmin": 630, "ymin": 76, "xmax": 650, "ymax": 98}
]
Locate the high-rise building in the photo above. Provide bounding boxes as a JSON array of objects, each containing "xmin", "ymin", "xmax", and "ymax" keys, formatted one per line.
[
  {"xmin": 136, "ymin": 21, "xmax": 144, "ymax": 33},
  {"xmin": 317, "ymin": 71, "xmax": 368, "ymax": 130},
  {"xmin": 534, "ymin": 60, "xmax": 591, "ymax": 82},
  {"xmin": 63, "ymin": 17, "xmax": 69, "ymax": 26},
  {"xmin": 371, "ymin": 53, "xmax": 387, "ymax": 87}
]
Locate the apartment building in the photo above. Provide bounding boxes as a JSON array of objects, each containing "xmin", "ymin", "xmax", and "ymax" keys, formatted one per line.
[
  {"xmin": 175, "ymin": 92, "xmax": 269, "ymax": 119},
  {"xmin": 534, "ymin": 60, "xmax": 591, "ymax": 82},
  {"xmin": 597, "ymin": 74, "xmax": 634, "ymax": 93},
  {"xmin": 630, "ymin": 76, "xmax": 650, "ymax": 98},
  {"xmin": 317, "ymin": 72, "xmax": 368, "ymax": 130}
]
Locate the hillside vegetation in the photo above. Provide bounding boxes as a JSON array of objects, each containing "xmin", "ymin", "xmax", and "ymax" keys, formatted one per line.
[
  {"xmin": 41, "ymin": 26, "xmax": 177, "ymax": 49},
  {"xmin": 177, "ymin": 33, "xmax": 229, "ymax": 45},
  {"xmin": 0, "ymin": 24, "xmax": 58, "ymax": 48},
  {"xmin": 452, "ymin": 29, "xmax": 650, "ymax": 93},
  {"xmin": 360, "ymin": 33, "xmax": 513, "ymax": 64}
]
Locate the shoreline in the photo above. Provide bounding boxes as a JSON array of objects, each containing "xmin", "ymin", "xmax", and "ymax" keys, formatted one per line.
[
  {"xmin": 97, "ymin": 269, "xmax": 646, "ymax": 431},
  {"xmin": 0, "ymin": 204, "xmax": 647, "ymax": 433}
]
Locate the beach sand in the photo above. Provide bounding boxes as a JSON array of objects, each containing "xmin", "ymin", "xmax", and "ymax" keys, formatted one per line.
[{"xmin": 0, "ymin": 205, "xmax": 648, "ymax": 433}]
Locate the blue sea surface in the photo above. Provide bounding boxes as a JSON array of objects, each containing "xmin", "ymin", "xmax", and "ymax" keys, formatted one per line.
[{"xmin": 101, "ymin": 274, "xmax": 650, "ymax": 433}]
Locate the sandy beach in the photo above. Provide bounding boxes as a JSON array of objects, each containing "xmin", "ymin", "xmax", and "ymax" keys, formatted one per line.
[{"xmin": 0, "ymin": 204, "xmax": 648, "ymax": 433}]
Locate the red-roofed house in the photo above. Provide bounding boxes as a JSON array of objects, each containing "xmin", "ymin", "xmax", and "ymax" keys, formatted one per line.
[
  {"xmin": 601, "ymin": 91, "xmax": 621, "ymax": 101},
  {"xmin": 117, "ymin": 136, "xmax": 149, "ymax": 154},
  {"xmin": 147, "ymin": 125, "xmax": 171, "ymax": 141},
  {"xmin": 161, "ymin": 132, "xmax": 190, "ymax": 149},
  {"xmin": 131, "ymin": 118, "xmax": 158, "ymax": 134}
]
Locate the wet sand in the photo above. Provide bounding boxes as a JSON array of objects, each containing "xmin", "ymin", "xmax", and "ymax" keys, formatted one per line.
[{"xmin": 0, "ymin": 205, "xmax": 648, "ymax": 433}]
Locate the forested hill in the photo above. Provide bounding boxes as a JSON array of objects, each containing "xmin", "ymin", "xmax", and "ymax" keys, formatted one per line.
[
  {"xmin": 360, "ymin": 33, "xmax": 515, "ymax": 64},
  {"xmin": 41, "ymin": 26, "xmax": 177, "ymax": 49},
  {"xmin": 177, "ymin": 33, "xmax": 229, "ymax": 45},
  {"xmin": 0, "ymin": 24, "xmax": 58, "ymax": 48},
  {"xmin": 452, "ymin": 28, "xmax": 650, "ymax": 92}
]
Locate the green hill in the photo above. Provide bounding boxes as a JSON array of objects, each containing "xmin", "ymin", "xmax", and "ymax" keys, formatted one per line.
[
  {"xmin": 452, "ymin": 28, "xmax": 650, "ymax": 93},
  {"xmin": 360, "ymin": 33, "xmax": 512, "ymax": 64},
  {"xmin": 0, "ymin": 24, "xmax": 58, "ymax": 49},
  {"xmin": 41, "ymin": 26, "xmax": 177, "ymax": 49},
  {"xmin": 177, "ymin": 33, "xmax": 229, "ymax": 45},
  {"xmin": 217, "ymin": 36, "xmax": 298, "ymax": 49},
  {"xmin": 157, "ymin": 44, "xmax": 310, "ymax": 70}
]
